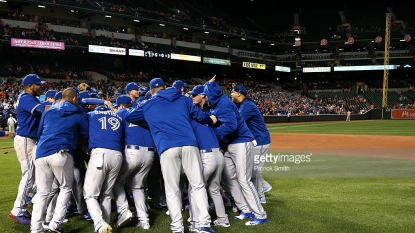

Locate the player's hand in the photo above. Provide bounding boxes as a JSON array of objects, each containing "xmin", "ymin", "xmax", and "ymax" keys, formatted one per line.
[
  {"xmin": 210, "ymin": 115, "xmax": 217, "ymax": 124},
  {"xmin": 209, "ymin": 75, "xmax": 216, "ymax": 82}
]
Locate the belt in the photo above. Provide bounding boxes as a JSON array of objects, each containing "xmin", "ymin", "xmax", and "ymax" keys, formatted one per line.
[
  {"xmin": 200, "ymin": 148, "xmax": 219, "ymax": 153},
  {"xmin": 125, "ymin": 145, "xmax": 155, "ymax": 151}
]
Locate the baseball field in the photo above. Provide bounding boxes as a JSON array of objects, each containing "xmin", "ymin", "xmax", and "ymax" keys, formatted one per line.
[{"xmin": 0, "ymin": 119, "xmax": 414, "ymax": 233}]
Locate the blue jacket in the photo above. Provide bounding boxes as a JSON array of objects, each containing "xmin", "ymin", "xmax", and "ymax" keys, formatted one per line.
[
  {"xmin": 203, "ymin": 81, "xmax": 254, "ymax": 144},
  {"xmin": 125, "ymin": 88, "xmax": 213, "ymax": 154},
  {"xmin": 36, "ymin": 100, "xmax": 89, "ymax": 159},
  {"xmin": 16, "ymin": 92, "xmax": 44, "ymax": 138},
  {"xmin": 117, "ymin": 108, "xmax": 155, "ymax": 148},
  {"xmin": 236, "ymin": 98, "xmax": 270, "ymax": 146}
]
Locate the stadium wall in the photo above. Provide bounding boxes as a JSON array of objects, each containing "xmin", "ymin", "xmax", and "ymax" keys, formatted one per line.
[{"xmin": 263, "ymin": 109, "xmax": 391, "ymax": 123}]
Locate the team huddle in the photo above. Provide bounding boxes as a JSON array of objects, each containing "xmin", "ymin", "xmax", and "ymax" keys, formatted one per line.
[{"xmin": 9, "ymin": 74, "xmax": 272, "ymax": 233}]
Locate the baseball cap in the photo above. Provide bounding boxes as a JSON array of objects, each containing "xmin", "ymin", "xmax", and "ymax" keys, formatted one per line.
[
  {"xmin": 172, "ymin": 80, "xmax": 188, "ymax": 89},
  {"xmin": 150, "ymin": 78, "xmax": 165, "ymax": 89},
  {"xmin": 78, "ymin": 91, "xmax": 91, "ymax": 99},
  {"xmin": 95, "ymin": 105, "xmax": 110, "ymax": 111},
  {"xmin": 54, "ymin": 92, "xmax": 63, "ymax": 100},
  {"xmin": 188, "ymin": 85, "xmax": 205, "ymax": 95},
  {"xmin": 139, "ymin": 86, "xmax": 149, "ymax": 95},
  {"xmin": 233, "ymin": 84, "xmax": 247, "ymax": 96},
  {"xmin": 116, "ymin": 95, "xmax": 132, "ymax": 105},
  {"xmin": 45, "ymin": 90, "xmax": 57, "ymax": 98},
  {"xmin": 71, "ymin": 86, "xmax": 80, "ymax": 94},
  {"xmin": 22, "ymin": 74, "xmax": 42, "ymax": 86},
  {"xmin": 126, "ymin": 82, "xmax": 139, "ymax": 92}
]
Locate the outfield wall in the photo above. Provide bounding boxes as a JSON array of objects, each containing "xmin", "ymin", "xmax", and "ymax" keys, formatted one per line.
[{"xmin": 263, "ymin": 109, "xmax": 391, "ymax": 123}]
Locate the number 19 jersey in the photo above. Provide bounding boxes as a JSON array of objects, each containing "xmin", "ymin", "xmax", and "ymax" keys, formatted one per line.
[{"xmin": 87, "ymin": 109, "xmax": 124, "ymax": 151}]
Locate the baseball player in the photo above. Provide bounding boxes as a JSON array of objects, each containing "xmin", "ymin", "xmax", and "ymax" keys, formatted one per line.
[
  {"xmin": 84, "ymin": 105, "xmax": 124, "ymax": 233},
  {"xmin": 172, "ymin": 80, "xmax": 189, "ymax": 95},
  {"xmin": 125, "ymin": 78, "xmax": 217, "ymax": 233},
  {"xmin": 125, "ymin": 82, "xmax": 140, "ymax": 106},
  {"xmin": 10, "ymin": 74, "xmax": 44, "ymax": 225},
  {"xmin": 346, "ymin": 110, "xmax": 351, "ymax": 122},
  {"xmin": 188, "ymin": 85, "xmax": 230, "ymax": 229},
  {"xmin": 7, "ymin": 114, "xmax": 17, "ymax": 138},
  {"xmin": 231, "ymin": 84, "xmax": 271, "ymax": 204},
  {"xmin": 31, "ymin": 88, "xmax": 89, "ymax": 233},
  {"xmin": 137, "ymin": 86, "xmax": 149, "ymax": 103},
  {"xmin": 54, "ymin": 92, "xmax": 63, "ymax": 103},
  {"xmin": 203, "ymin": 80, "xmax": 268, "ymax": 226},
  {"xmin": 113, "ymin": 95, "xmax": 155, "ymax": 229}
]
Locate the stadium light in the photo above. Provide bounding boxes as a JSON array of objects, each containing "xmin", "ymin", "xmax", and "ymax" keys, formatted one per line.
[
  {"xmin": 205, "ymin": 31, "xmax": 209, "ymax": 34},
  {"xmin": 0, "ymin": 0, "xmax": 7, "ymax": 2},
  {"xmin": 241, "ymin": 38, "xmax": 245, "ymax": 40},
  {"xmin": 38, "ymin": 5, "xmax": 45, "ymax": 8},
  {"xmin": 105, "ymin": 15, "xmax": 111, "ymax": 18},
  {"xmin": 159, "ymin": 24, "xmax": 165, "ymax": 26},
  {"xmin": 183, "ymin": 27, "xmax": 188, "ymax": 30}
]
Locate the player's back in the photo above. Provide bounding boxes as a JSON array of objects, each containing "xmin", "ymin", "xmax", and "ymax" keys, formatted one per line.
[{"xmin": 88, "ymin": 108, "xmax": 123, "ymax": 151}]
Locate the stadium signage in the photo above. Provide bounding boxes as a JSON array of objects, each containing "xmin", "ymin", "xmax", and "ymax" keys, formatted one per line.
[
  {"xmin": 391, "ymin": 109, "xmax": 415, "ymax": 119},
  {"xmin": 275, "ymin": 66, "xmax": 291, "ymax": 72},
  {"xmin": 145, "ymin": 51, "xmax": 171, "ymax": 59},
  {"xmin": 89, "ymin": 45, "xmax": 126, "ymax": 55},
  {"xmin": 242, "ymin": 62, "xmax": 266, "ymax": 70},
  {"xmin": 203, "ymin": 57, "xmax": 231, "ymax": 66},
  {"xmin": 128, "ymin": 49, "xmax": 145, "ymax": 57},
  {"xmin": 303, "ymin": 67, "xmax": 331, "ymax": 73},
  {"xmin": 11, "ymin": 38, "xmax": 65, "ymax": 50},
  {"xmin": 334, "ymin": 65, "xmax": 399, "ymax": 71},
  {"xmin": 171, "ymin": 53, "xmax": 201, "ymax": 62}
]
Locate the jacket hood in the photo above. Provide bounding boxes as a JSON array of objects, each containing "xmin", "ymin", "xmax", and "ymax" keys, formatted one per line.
[
  {"xmin": 153, "ymin": 88, "xmax": 182, "ymax": 102},
  {"xmin": 56, "ymin": 100, "xmax": 82, "ymax": 117},
  {"xmin": 203, "ymin": 81, "xmax": 223, "ymax": 106}
]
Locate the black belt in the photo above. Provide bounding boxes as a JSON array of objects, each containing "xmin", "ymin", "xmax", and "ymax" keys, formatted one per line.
[
  {"xmin": 200, "ymin": 148, "xmax": 218, "ymax": 153},
  {"xmin": 126, "ymin": 145, "xmax": 155, "ymax": 151}
]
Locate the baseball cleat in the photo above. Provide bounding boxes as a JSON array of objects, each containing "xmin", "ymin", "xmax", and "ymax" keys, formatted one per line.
[
  {"xmin": 184, "ymin": 225, "xmax": 199, "ymax": 232},
  {"xmin": 212, "ymin": 220, "xmax": 230, "ymax": 227},
  {"xmin": 263, "ymin": 186, "xmax": 272, "ymax": 193},
  {"xmin": 137, "ymin": 221, "xmax": 150, "ymax": 230},
  {"xmin": 260, "ymin": 198, "xmax": 267, "ymax": 204},
  {"xmin": 199, "ymin": 227, "xmax": 216, "ymax": 233},
  {"xmin": 81, "ymin": 209, "xmax": 92, "ymax": 220},
  {"xmin": 99, "ymin": 224, "xmax": 112, "ymax": 233},
  {"xmin": 9, "ymin": 212, "xmax": 31, "ymax": 225},
  {"xmin": 245, "ymin": 217, "xmax": 268, "ymax": 226},
  {"xmin": 66, "ymin": 205, "xmax": 78, "ymax": 213},
  {"xmin": 154, "ymin": 203, "xmax": 168, "ymax": 210},
  {"xmin": 116, "ymin": 210, "xmax": 133, "ymax": 227},
  {"xmin": 233, "ymin": 212, "xmax": 254, "ymax": 221},
  {"xmin": 23, "ymin": 210, "xmax": 31, "ymax": 218},
  {"xmin": 232, "ymin": 204, "xmax": 239, "ymax": 213}
]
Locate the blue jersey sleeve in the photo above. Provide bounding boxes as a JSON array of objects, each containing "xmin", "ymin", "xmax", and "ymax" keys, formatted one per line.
[
  {"xmin": 20, "ymin": 95, "xmax": 44, "ymax": 116},
  {"xmin": 125, "ymin": 105, "xmax": 145, "ymax": 123},
  {"xmin": 239, "ymin": 101, "xmax": 256, "ymax": 122},
  {"xmin": 78, "ymin": 112, "xmax": 89, "ymax": 139},
  {"xmin": 36, "ymin": 111, "xmax": 47, "ymax": 139},
  {"xmin": 82, "ymin": 98, "xmax": 105, "ymax": 105}
]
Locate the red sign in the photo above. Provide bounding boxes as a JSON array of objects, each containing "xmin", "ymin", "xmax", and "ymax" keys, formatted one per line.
[
  {"xmin": 391, "ymin": 109, "xmax": 415, "ymax": 119},
  {"xmin": 347, "ymin": 37, "xmax": 354, "ymax": 44},
  {"xmin": 404, "ymin": 35, "xmax": 411, "ymax": 42},
  {"xmin": 375, "ymin": 36, "xmax": 382, "ymax": 43},
  {"xmin": 320, "ymin": 39, "xmax": 327, "ymax": 45}
]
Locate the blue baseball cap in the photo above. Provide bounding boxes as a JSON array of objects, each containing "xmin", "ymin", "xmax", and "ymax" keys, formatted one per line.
[
  {"xmin": 95, "ymin": 105, "xmax": 110, "ymax": 111},
  {"xmin": 78, "ymin": 91, "xmax": 91, "ymax": 99},
  {"xmin": 71, "ymin": 86, "xmax": 80, "ymax": 94},
  {"xmin": 188, "ymin": 85, "xmax": 205, "ymax": 95},
  {"xmin": 116, "ymin": 95, "xmax": 132, "ymax": 105},
  {"xmin": 22, "ymin": 74, "xmax": 42, "ymax": 86},
  {"xmin": 150, "ymin": 78, "xmax": 165, "ymax": 89},
  {"xmin": 126, "ymin": 82, "xmax": 139, "ymax": 92},
  {"xmin": 45, "ymin": 90, "xmax": 57, "ymax": 98},
  {"xmin": 54, "ymin": 91, "xmax": 63, "ymax": 100},
  {"xmin": 139, "ymin": 86, "xmax": 149, "ymax": 95},
  {"xmin": 172, "ymin": 80, "xmax": 188, "ymax": 89},
  {"xmin": 233, "ymin": 84, "xmax": 247, "ymax": 96}
]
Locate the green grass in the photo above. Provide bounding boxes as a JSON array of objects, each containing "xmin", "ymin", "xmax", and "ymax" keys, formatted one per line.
[
  {"xmin": 267, "ymin": 120, "xmax": 415, "ymax": 136},
  {"xmin": 1, "ymin": 149, "xmax": 414, "ymax": 232}
]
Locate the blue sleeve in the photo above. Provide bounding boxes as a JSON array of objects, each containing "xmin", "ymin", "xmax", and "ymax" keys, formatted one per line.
[
  {"xmin": 21, "ymin": 95, "xmax": 44, "ymax": 116},
  {"xmin": 213, "ymin": 107, "xmax": 237, "ymax": 137},
  {"xmin": 125, "ymin": 105, "xmax": 145, "ymax": 123},
  {"xmin": 78, "ymin": 112, "xmax": 89, "ymax": 139},
  {"xmin": 186, "ymin": 97, "xmax": 213, "ymax": 125},
  {"xmin": 239, "ymin": 101, "xmax": 256, "ymax": 122},
  {"xmin": 82, "ymin": 98, "xmax": 105, "ymax": 105}
]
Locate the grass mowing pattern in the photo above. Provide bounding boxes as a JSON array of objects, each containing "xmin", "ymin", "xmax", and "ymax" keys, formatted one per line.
[{"xmin": 268, "ymin": 120, "xmax": 415, "ymax": 136}]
